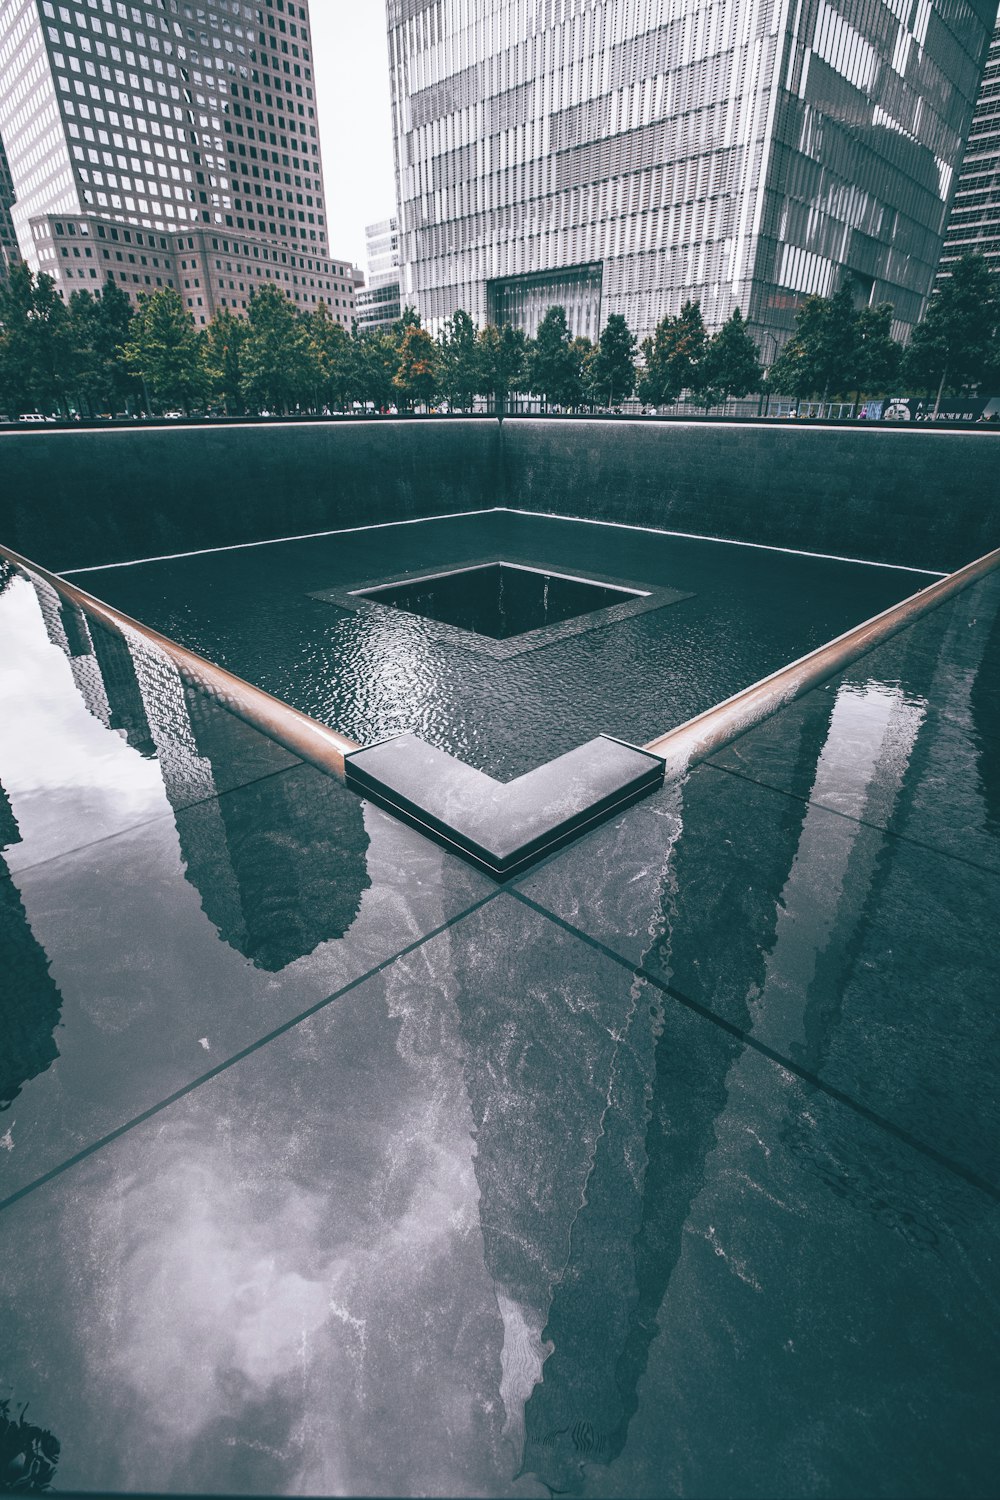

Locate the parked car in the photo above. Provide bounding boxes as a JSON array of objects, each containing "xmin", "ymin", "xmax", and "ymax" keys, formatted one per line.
[{"xmin": 18, "ymin": 412, "xmax": 47, "ymax": 423}]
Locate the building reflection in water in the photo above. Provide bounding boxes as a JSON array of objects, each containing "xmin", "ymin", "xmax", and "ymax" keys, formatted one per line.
[
  {"xmin": 0, "ymin": 780, "xmax": 65, "ymax": 1114},
  {"xmin": 0, "ymin": 565, "xmax": 66, "ymax": 1113},
  {"xmin": 16, "ymin": 568, "xmax": 372, "ymax": 974},
  {"xmin": 462, "ymin": 579, "xmax": 998, "ymax": 1493}
]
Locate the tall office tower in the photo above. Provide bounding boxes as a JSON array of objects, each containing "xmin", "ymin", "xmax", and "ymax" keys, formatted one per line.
[
  {"xmin": 0, "ymin": 130, "xmax": 18, "ymax": 277},
  {"xmin": 356, "ymin": 214, "xmax": 402, "ymax": 328},
  {"xmin": 0, "ymin": 0, "xmax": 358, "ymax": 324},
  {"xmin": 387, "ymin": 0, "xmax": 995, "ymax": 346},
  {"xmin": 937, "ymin": 23, "xmax": 1000, "ymax": 280}
]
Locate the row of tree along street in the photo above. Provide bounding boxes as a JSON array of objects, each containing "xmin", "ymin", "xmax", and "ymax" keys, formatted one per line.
[{"xmin": 1, "ymin": 252, "xmax": 998, "ymax": 419}]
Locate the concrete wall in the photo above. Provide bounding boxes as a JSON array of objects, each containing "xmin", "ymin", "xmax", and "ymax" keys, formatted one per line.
[
  {"xmin": 0, "ymin": 418, "xmax": 502, "ymax": 572},
  {"xmin": 502, "ymin": 419, "xmax": 1000, "ymax": 572},
  {"xmin": 2, "ymin": 416, "xmax": 998, "ymax": 576}
]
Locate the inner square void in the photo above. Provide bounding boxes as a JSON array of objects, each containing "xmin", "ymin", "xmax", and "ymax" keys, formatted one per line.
[{"xmin": 352, "ymin": 561, "xmax": 644, "ymax": 640}]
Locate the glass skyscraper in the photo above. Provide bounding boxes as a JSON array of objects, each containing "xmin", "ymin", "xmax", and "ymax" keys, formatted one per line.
[
  {"xmin": 938, "ymin": 21, "xmax": 1000, "ymax": 279},
  {"xmin": 356, "ymin": 213, "xmax": 403, "ymax": 328},
  {"xmin": 387, "ymin": 0, "xmax": 996, "ymax": 345},
  {"xmin": 0, "ymin": 0, "xmax": 357, "ymax": 323},
  {"xmin": 0, "ymin": 133, "xmax": 18, "ymax": 278}
]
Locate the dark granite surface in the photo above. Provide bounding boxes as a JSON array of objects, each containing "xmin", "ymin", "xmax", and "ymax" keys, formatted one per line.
[
  {"xmin": 503, "ymin": 418, "xmax": 1000, "ymax": 572},
  {"xmin": 1, "ymin": 553, "xmax": 998, "ymax": 1497},
  {"xmin": 0, "ymin": 419, "xmax": 501, "ymax": 572},
  {"xmin": 0, "ymin": 571, "xmax": 490, "ymax": 1201},
  {"xmin": 3, "ymin": 418, "xmax": 999, "ymax": 577}
]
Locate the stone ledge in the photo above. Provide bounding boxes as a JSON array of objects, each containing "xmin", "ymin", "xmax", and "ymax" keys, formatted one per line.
[{"xmin": 344, "ymin": 732, "xmax": 665, "ymax": 877}]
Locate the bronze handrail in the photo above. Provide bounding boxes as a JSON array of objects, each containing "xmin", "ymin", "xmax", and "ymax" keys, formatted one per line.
[
  {"xmin": 644, "ymin": 543, "xmax": 1000, "ymax": 775},
  {"xmin": 0, "ymin": 542, "xmax": 360, "ymax": 777}
]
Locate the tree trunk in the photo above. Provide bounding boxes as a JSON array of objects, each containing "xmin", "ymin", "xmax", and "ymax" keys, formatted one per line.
[{"xmin": 932, "ymin": 365, "xmax": 948, "ymax": 418}]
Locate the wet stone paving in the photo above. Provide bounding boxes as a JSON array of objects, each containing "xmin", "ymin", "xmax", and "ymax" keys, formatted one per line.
[{"xmin": 0, "ymin": 550, "xmax": 998, "ymax": 1498}]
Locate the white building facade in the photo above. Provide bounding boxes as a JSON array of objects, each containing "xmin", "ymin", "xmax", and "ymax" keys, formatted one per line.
[
  {"xmin": 0, "ymin": 0, "xmax": 358, "ymax": 322},
  {"xmin": 387, "ymin": 0, "xmax": 996, "ymax": 345}
]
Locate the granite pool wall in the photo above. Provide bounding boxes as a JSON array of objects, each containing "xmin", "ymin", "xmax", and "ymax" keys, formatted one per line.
[
  {"xmin": 1, "ymin": 416, "xmax": 998, "ymax": 574},
  {"xmin": 502, "ymin": 418, "xmax": 1000, "ymax": 573},
  {"xmin": 0, "ymin": 418, "xmax": 502, "ymax": 572}
]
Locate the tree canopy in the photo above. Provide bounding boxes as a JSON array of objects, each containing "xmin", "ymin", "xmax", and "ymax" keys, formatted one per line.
[{"xmin": 6, "ymin": 258, "xmax": 1000, "ymax": 421}]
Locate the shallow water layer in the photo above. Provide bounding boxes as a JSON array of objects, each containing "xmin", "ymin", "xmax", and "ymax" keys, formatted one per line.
[
  {"xmin": 1, "ymin": 557, "xmax": 999, "ymax": 1499},
  {"xmin": 73, "ymin": 512, "xmax": 934, "ymax": 778}
]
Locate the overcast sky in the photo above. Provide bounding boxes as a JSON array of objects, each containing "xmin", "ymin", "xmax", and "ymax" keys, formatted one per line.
[{"xmin": 311, "ymin": 2, "xmax": 397, "ymax": 274}]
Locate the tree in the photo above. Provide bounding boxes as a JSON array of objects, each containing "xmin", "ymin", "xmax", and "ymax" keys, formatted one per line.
[
  {"xmin": 93, "ymin": 277, "xmax": 137, "ymax": 412},
  {"xmin": 477, "ymin": 322, "xmax": 528, "ymax": 415},
  {"xmin": 66, "ymin": 278, "xmax": 135, "ymax": 415},
  {"xmin": 307, "ymin": 301, "xmax": 354, "ymax": 411},
  {"xmin": 395, "ymin": 304, "xmax": 422, "ymax": 333},
  {"xmin": 854, "ymin": 303, "xmax": 901, "ymax": 399},
  {"xmin": 903, "ymin": 253, "xmax": 1000, "ymax": 409},
  {"xmin": 568, "ymin": 335, "xmax": 594, "ymax": 408},
  {"xmin": 393, "ymin": 324, "xmax": 439, "ymax": 409},
  {"xmin": 124, "ymin": 288, "xmax": 206, "ymax": 413},
  {"xmin": 638, "ymin": 301, "xmax": 706, "ymax": 406},
  {"xmin": 586, "ymin": 313, "xmax": 637, "ymax": 408},
  {"xmin": 438, "ymin": 308, "xmax": 480, "ymax": 411},
  {"xmin": 694, "ymin": 308, "xmax": 763, "ymax": 408},
  {"xmin": 527, "ymin": 304, "xmax": 584, "ymax": 409},
  {"xmin": 0, "ymin": 262, "xmax": 75, "ymax": 415},
  {"xmin": 201, "ymin": 308, "xmax": 248, "ymax": 414},
  {"xmin": 768, "ymin": 285, "xmax": 860, "ymax": 402},
  {"xmin": 351, "ymin": 324, "xmax": 399, "ymax": 410},
  {"xmin": 240, "ymin": 282, "xmax": 317, "ymax": 413}
]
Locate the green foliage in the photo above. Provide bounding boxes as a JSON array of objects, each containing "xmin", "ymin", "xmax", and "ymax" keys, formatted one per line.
[
  {"xmin": 350, "ymin": 324, "xmax": 399, "ymax": 410},
  {"xmin": 438, "ymin": 308, "xmax": 480, "ymax": 411},
  {"xmin": 695, "ymin": 308, "xmax": 763, "ymax": 407},
  {"xmin": 64, "ymin": 278, "xmax": 136, "ymax": 414},
  {"xmin": 902, "ymin": 253, "xmax": 1000, "ymax": 399},
  {"xmin": 393, "ymin": 324, "xmax": 440, "ymax": 409},
  {"xmin": 527, "ymin": 305, "xmax": 585, "ymax": 409},
  {"xmin": 0, "ymin": 262, "xmax": 76, "ymax": 415},
  {"xmin": 586, "ymin": 313, "xmax": 637, "ymax": 406},
  {"xmin": 201, "ymin": 307, "xmax": 248, "ymax": 414},
  {"xmin": 124, "ymin": 287, "xmax": 206, "ymax": 412},
  {"xmin": 240, "ymin": 282, "xmax": 317, "ymax": 412},
  {"xmin": 307, "ymin": 301, "xmax": 353, "ymax": 411},
  {"xmin": 1, "ymin": 1396, "xmax": 60, "ymax": 1493},
  {"xmin": 855, "ymin": 303, "xmax": 901, "ymax": 396},
  {"xmin": 477, "ymin": 322, "xmax": 528, "ymax": 414},
  {"xmin": 768, "ymin": 288, "xmax": 858, "ymax": 400},
  {"xmin": 638, "ymin": 301, "xmax": 705, "ymax": 406}
]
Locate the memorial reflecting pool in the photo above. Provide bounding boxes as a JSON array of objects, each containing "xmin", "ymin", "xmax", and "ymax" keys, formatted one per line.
[{"xmin": 0, "ymin": 525, "xmax": 998, "ymax": 1498}]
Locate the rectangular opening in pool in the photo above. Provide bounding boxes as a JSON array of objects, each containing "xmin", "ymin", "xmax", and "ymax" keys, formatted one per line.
[{"xmin": 353, "ymin": 562, "xmax": 644, "ymax": 640}]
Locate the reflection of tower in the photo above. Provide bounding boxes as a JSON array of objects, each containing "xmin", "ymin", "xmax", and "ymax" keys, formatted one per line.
[
  {"xmin": 32, "ymin": 578, "xmax": 113, "ymax": 731},
  {"xmin": 173, "ymin": 679, "xmax": 371, "ymax": 971},
  {"xmin": 21, "ymin": 571, "xmax": 372, "ymax": 970},
  {"xmin": 969, "ymin": 585, "xmax": 1000, "ymax": 833},
  {"xmin": 0, "ymin": 782, "xmax": 63, "ymax": 1111},
  {"xmin": 457, "ymin": 701, "xmax": 839, "ymax": 1491},
  {"xmin": 90, "ymin": 626, "xmax": 157, "ymax": 759}
]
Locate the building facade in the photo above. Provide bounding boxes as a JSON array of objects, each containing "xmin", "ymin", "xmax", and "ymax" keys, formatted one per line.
[
  {"xmin": 937, "ymin": 22, "xmax": 1000, "ymax": 280},
  {"xmin": 0, "ymin": 0, "xmax": 357, "ymax": 323},
  {"xmin": 387, "ymin": 0, "xmax": 995, "ymax": 346},
  {"xmin": 355, "ymin": 214, "xmax": 402, "ymax": 328},
  {"xmin": 0, "ymin": 133, "xmax": 18, "ymax": 279}
]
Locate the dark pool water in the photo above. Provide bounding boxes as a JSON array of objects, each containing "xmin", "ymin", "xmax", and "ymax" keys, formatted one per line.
[{"xmin": 72, "ymin": 512, "xmax": 935, "ymax": 779}]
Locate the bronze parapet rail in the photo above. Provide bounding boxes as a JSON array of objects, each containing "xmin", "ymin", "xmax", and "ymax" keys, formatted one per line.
[
  {"xmin": 644, "ymin": 543, "xmax": 1000, "ymax": 776},
  {"xmin": 3, "ymin": 537, "xmax": 999, "ymax": 870},
  {"xmin": 0, "ymin": 542, "xmax": 360, "ymax": 778}
]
